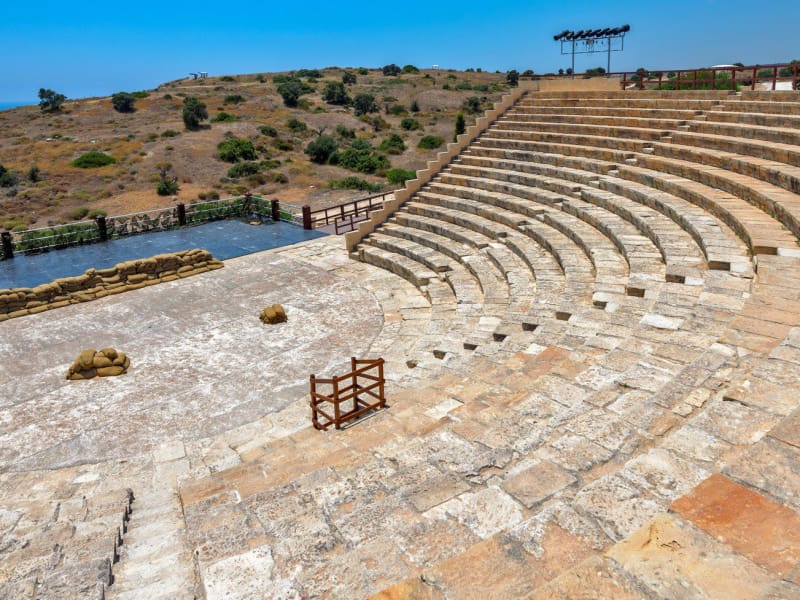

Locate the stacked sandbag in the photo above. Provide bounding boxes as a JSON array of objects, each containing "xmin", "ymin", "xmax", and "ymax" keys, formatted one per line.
[
  {"xmin": 66, "ymin": 348, "xmax": 131, "ymax": 380},
  {"xmin": 0, "ymin": 249, "xmax": 224, "ymax": 321},
  {"xmin": 259, "ymin": 304, "xmax": 287, "ymax": 325}
]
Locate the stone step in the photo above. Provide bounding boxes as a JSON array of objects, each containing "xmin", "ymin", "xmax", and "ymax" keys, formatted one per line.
[{"xmin": 706, "ymin": 108, "xmax": 800, "ymax": 128}]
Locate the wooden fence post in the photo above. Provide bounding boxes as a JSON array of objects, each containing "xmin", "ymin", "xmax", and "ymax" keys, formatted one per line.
[
  {"xmin": 302, "ymin": 205, "xmax": 312, "ymax": 230},
  {"xmin": 96, "ymin": 216, "xmax": 108, "ymax": 242},
  {"xmin": 1, "ymin": 231, "xmax": 13, "ymax": 260},
  {"xmin": 177, "ymin": 203, "xmax": 186, "ymax": 226},
  {"xmin": 271, "ymin": 199, "xmax": 280, "ymax": 222}
]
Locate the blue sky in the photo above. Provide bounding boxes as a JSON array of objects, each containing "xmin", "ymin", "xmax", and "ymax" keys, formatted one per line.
[{"xmin": 2, "ymin": 0, "xmax": 798, "ymax": 102}]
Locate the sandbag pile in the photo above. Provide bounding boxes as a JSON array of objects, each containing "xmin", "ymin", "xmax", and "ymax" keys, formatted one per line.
[
  {"xmin": 259, "ymin": 304, "xmax": 287, "ymax": 325},
  {"xmin": 66, "ymin": 348, "xmax": 131, "ymax": 380},
  {"xmin": 0, "ymin": 249, "xmax": 224, "ymax": 321}
]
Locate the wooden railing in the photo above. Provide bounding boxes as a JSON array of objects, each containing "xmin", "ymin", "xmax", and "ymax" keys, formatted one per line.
[
  {"xmin": 310, "ymin": 358, "xmax": 386, "ymax": 430},
  {"xmin": 308, "ymin": 192, "xmax": 393, "ymax": 234}
]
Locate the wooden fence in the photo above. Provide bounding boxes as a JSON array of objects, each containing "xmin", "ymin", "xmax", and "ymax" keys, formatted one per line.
[{"xmin": 310, "ymin": 358, "xmax": 386, "ymax": 430}]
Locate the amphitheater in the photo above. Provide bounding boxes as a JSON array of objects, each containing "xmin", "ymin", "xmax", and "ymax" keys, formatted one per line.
[{"xmin": 2, "ymin": 79, "xmax": 800, "ymax": 599}]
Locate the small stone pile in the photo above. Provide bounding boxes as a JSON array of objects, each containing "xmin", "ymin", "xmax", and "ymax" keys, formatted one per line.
[
  {"xmin": 259, "ymin": 304, "xmax": 287, "ymax": 325},
  {"xmin": 66, "ymin": 348, "xmax": 131, "ymax": 380}
]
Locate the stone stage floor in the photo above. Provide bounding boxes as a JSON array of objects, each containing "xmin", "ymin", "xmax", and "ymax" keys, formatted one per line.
[{"xmin": 0, "ymin": 238, "xmax": 385, "ymax": 473}]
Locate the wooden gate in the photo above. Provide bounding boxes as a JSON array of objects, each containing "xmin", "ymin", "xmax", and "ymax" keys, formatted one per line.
[{"xmin": 310, "ymin": 358, "xmax": 386, "ymax": 430}]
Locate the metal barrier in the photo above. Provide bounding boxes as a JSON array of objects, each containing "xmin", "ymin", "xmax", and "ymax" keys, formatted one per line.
[{"xmin": 310, "ymin": 358, "xmax": 386, "ymax": 430}]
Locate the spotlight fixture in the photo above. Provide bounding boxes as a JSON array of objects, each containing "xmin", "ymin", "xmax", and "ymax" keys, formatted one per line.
[{"xmin": 552, "ymin": 24, "xmax": 631, "ymax": 77}]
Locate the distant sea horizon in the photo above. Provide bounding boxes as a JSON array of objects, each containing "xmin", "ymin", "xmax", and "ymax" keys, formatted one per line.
[{"xmin": 0, "ymin": 101, "xmax": 37, "ymax": 111}]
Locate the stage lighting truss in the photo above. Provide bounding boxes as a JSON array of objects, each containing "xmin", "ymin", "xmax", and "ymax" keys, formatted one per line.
[{"xmin": 553, "ymin": 24, "xmax": 630, "ymax": 74}]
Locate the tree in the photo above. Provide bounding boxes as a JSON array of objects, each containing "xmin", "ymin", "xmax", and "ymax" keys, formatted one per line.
[
  {"xmin": 277, "ymin": 81, "xmax": 304, "ymax": 107},
  {"xmin": 402, "ymin": 64, "xmax": 419, "ymax": 73},
  {"xmin": 111, "ymin": 92, "xmax": 136, "ymax": 113},
  {"xmin": 342, "ymin": 71, "xmax": 357, "ymax": 85},
  {"xmin": 322, "ymin": 81, "xmax": 351, "ymax": 105},
  {"xmin": 156, "ymin": 163, "xmax": 179, "ymax": 196},
  {"xmin": 410, "ymin": 99, "xmax": 420, "ymax": 112},
  {"xmin": 38, "ymin": 88, "xmax": 66, "ymax": 113},
  {"xmin": 454, "ymin": 113, "xmax": 466, "ymax": 141},
  {"xmin": 353, "ymin": 93, "xmax": 379, "ymax": 116},
  {"xmin": 182, "ymin": 97, "xmax": 208, "ymax": 130},
  {"xmin": 462, "ymin": 96, "xmax": 482, "ymax": 114},
  {"xmin": 382, "ymin": 64, "xmax": 402, "ymax": 76},
  {"xmin": 27, "ymin": 165, "xmax": 40, "ymax": 182},
  {"xmin": 0, "ymin": 163, "xmax": 17, "ymax": 187},
  {"xmin": 305, "ymin": 135, "xmax": 338, "ymax": 164},
  {"xmin": 506, "ymin": 70, "xmax": 520, "ymax": 87}
]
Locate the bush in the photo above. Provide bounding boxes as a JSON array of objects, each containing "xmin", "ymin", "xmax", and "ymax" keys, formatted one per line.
[
  {"xmin": 38, "ymin": 88, "xmax": 66, "ymax": 113},
  {"xmin": 342, "ymin": 71, "xmax": 357, "ymax": 85},
  {"xmin": 182, "ymin": 96, "xmax": 208, "ymax": 129},
  {"xmin": 335, "ymin": 125, "xmax": 356, "ymax": 139},
  {"xmin": 388, "ymin": 104, "xmax": 407, "ymax": 116},
  {"xmin": 27, "ymin": 165, "xmax": 40, "ymax": 182},
  {"xmin": 410, "ymin": 100, "xmax": 420, "ymax": 112},
  {"xmin": 378, "ymin": 133, "xmax": 405, "ymax": 155},
  {"xmin": 211, "ymin": 112, "xmax": 238, "ymax": 122},
  {"xmin": 0, "ymin": 164, "xmax": 17, "ymax": 187},
  {"xmin": 454, "ymin": 113, "xmax": 465, "ymax": 141},
  {"xmin": 506, "ymin": 70, "xmax": 519, "ymax": 86},
  {"xmin": 272, "ymin": 138, "xmax": 293, "ymax": 151},
  {"xmin": 217, "ymin": 138, "xmax": 257, "ymax": 162},
  {"xmin": 265, "ymin": 171, "xmax": 289, "ymax": 184},
  {"xmin": 220, "ymin": 75, "xmax": 236, "ymax": 82},
  {"xmin": 386, "ymin": 168, "xmax": 415, "ymax": 185},
  {"xmin": 71, "ymin": 151, "xmax": 117, "ymax": 168},
  {"xmin": 305, "ymin": 135, "xmax": 338, "ymax": 163},
  {"xmin": 401, "ymin": 117, "xmax": 421, "ymax": 131},
  {"xmin": 353, "ymin": 93, "xmax": 378, "ymax": 116},
  {"xmin": 402, "ymin": 64, "xmax": 419, "ymax": 73},
  {"xmin": 259, "ymin": 125, "xmax": 278, "ymax": 137},
  {"xmin": 227, "ymin": 161, "xmax": 261, "ymax": 178},
  {"xmin": 333, "ymin": 139, "xmax": 390, "ymax": 174},
  {"xmin": 287, "ymin": 118, "xmax": 307, "ymax": 133},
  {"xmin": 462, "ymin": 96, "xmax": 482, "ymax": 114},
  {"xmin": 417, "ymin": 135, "xmax": 444, "ymax": 150},
  {"xmin": 322, "ymin": 81, "xmax": 351, "ymax": 105},
  {"xmin": 295, "ymin": 69, "xmax": 322, "ymax": 79},
  {"xmin": 161, "ymin": 129, "xmax": 180, "ymax": 138},
  {"xmin": 223, "ymin": 94, "xmax": 245, "ymax": 104},
  {"xmin": 277, "ymin": 78, "xmax": 313, "ymax": 107},
  {"xmin": 69, "ymin": 207, "xmax": 90, "ymax": 220},
  {"xmin": 329, "ymin": 176, "xmax": 382, "ymax": 192},
  {"xmin": 357, "ymin": 67, "xmax": 369, "ymax": 75},
  {"xmin": 382, "ymin": 64, "xmax": 402, "ymax": 76},
  {"xmin": 131, "ymin": 91, "xmax": 150, "ymax": 98},
  {"xmin": 111, "ymin": 92, "xmax": 136, "ymax": 112},
  {"xmin": 585, "ymin": 66, "xmax": 606, "ymax": 77},
  {"xmin": 88, "ymin": 209, "xmax": 107, "ymax": 218}
]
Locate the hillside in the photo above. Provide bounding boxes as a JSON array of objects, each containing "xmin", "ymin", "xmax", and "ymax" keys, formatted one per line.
[{"xmin": 0, "ymin": 67, "xmax": 511, "ymax": 230}]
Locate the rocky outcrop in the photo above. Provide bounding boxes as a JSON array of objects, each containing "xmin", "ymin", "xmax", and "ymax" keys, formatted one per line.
[{"xmin": 0, "ymin": 249, "xmax": 223, "ymax": 321}]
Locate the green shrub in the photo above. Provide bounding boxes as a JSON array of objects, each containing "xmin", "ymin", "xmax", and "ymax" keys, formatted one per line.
[
  {"xmin": 217, "ymin": 138, "xmax": 257, "ymax": 162},
  {"xmin": 27, "ymin": 165, "xmax": 40, "ymax": 182},
  {"xmin": 69, "ymin": 206, "xmax": 90, "ymax": 220},
  {"xmin": 228, "ymin": 161, "xmax": 261, "ymax": 178},
  {"xmin": 305, "ymin": 135, "xmax": 338, "ymax": 164},
  {"xmin": 265, "ymin": 171, "xmax": 289, "ymax": 183},
  {"xmin": 287, "ymin": 118, "xmax": 307, "ymax": 133},
  {"xmin": 277, "ymin": 78, "xmax": 313, "ymax": 107},
  {"xmin": 417, "ymin": 135, "xmax": 444, "ymax": 150},
  {"xmin": 71, "ymin": 151, "xmax": 117, "ymax": 168},
  {"xmin": 333, "ymin": 139, "xmax": 390, "ymax": 174},
  {"xmin": 388, "ymin": 104, "xmax": 407, "ymax": 116},
  {"xmin": 382, "ymin": 64, "xmax": 402, "ymax": 76},
  {"xmin": 342, "ymin": 71, "xmax": 357, "ymax": 85},
  {"xmin": 410, "ymin": 100, "xmax": 420, "ymax": 112},
  {"xmin": 329, "ymin": 176, "xmax": 382, "ymax": 192},
  {"xmin": 386, "ymin": 168, "xmax": 415, "ymax": 184},
  {"xmin": 401, "ymin": 117, "xmax": 421, "ymax": 131},
  {"xmin": 220, "ymin": 75, "xmax": 236, "ymax": 82},
  {"xmin": 378, "ymin": 134, "xmax": 405, "ymax": 155},
  {"xmin": 38, "ymin": 88, "xmax": 66, "ymax": 113},
  {"xmin": 402, "ymin": 64, "xmax": 419, "ymax": 73},
  {"xmin": 157, "ymin": 179, "xmax": 179, "ymax": 195},
  {"xmin": 259, "ymin": 125, "xmax": 278, "ymax": 137},
  {"xmin": 353, "ymin": 93, "xmax": 379, "ymax": 116},
  {"xmin": 272, "ymin": 138, "xmax": 293, "ymax": 151},
  {"xmin": 336, "ymin": 125, "xmax": 356, "ymax": 139},
  {"xmin": 131, "ymin": 91, "xmax": 150, "ymax": 98},
  {"xmin": 462, "ymin": 96, "xmax": 482, "ymax": 114},
  {"xmin": 295, "ymin": 69, "xmax": 322, "ymax": 79},
  {"xmin": 212, "ymin": 112, "xmax": 238, "ymax": 122},
  {"xmin": 261, "ymin": 159, "xmax": 281, "ymax": 169},
  {"xmin": 182, "ymin": 96, "xmax": 208, "ymax": 129},
  {"xmin": 506, "ymin": 70, "xmax": 519, "ymax": 86},
  {"xmin": 454, "ymin": 112, "xmax": 466, "ymax": 141},
  {"xmin": 111, "ymin": 92, "xmax": 136, "ymax": 113},
  {"xmin": 455, "ymin": 81, "xmax": 473, "ymax": 91},
  {"xmin": 161, "ymin": 129, "xmax": 180, "ymax": 138},
  {"xmin": 224, "ymin": 94, "xmax": 245, "ymax": 104},
  {"xmin": 322, "ymin": 81, "xmax": 351, "ymax": 105},
  {"xmin": 356, "ymin": 67, "xmax": 369, "ymax": 75}
]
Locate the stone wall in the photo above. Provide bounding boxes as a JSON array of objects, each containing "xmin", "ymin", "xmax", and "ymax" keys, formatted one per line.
[{"xmin": 0, "ymin": 249, "xmax": 223, "ymax": 321}]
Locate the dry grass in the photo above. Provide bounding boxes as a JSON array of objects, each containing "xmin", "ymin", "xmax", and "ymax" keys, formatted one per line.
[{"xmin": 0, "ymin": 68, "xmax": 510, "ymax": 228}]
